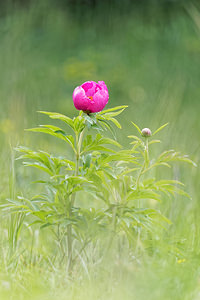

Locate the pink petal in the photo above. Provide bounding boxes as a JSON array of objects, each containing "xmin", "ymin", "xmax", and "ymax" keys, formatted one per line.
[
  {"xmin": 81, "ymin": 81, "xmax": 96, "ymax": 97},
  {"xmin": 73, "ymin": 86, "xmax": 91, "ymax": 111}
]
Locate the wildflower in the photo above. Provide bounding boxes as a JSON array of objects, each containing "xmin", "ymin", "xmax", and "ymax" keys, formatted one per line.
[
  {"xmin": 177, "ymin": 258, "xmax": 186, "ymax": 264},
  {"xmin": 141, "ymin": 128, "xmax": 152, "ymax": 137},
  {"xmin": 72, "ymin": 81, "xmax": 109, "ymax": 113}
]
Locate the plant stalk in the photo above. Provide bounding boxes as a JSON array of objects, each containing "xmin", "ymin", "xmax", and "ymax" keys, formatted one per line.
[
  {"xmin": 136, "ymin": 138, "xmax": 149, "ymax": 207},
  {"xmin": 67, "ymin": 129, "xmax": 85, "ymax": 275}
]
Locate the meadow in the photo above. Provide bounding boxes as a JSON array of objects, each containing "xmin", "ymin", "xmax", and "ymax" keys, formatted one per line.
[{"xmin": 0, "ymin": 1, "xmax": 200, "ymax": 299}]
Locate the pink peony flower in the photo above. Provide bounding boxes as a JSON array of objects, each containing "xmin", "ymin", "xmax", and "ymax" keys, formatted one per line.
[{"xmin": 72, "ymin": 81, "xmax": 109, "ymax": 113}]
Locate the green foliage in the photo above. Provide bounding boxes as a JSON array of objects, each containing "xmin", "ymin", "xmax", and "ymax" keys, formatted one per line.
[{"xmin": 2, "ymin": 106, "xmax": 196, "ymax": 276}]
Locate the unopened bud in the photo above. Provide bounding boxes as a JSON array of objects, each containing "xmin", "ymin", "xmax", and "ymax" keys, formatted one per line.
[{"xmin": 141, "ymin": 128, "xmax": 152, "ymax": 137}]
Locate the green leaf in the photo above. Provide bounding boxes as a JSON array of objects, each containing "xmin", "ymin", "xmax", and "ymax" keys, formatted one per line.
[
  {"xmin": 131, "ymin": 122, "xmax": 142, "ymax": 135},
  {"xmin": 119, "ymin": 167, "xmax": 140, "ymax": 176},
  {"xmin": 96, "ymin": 106, "xmax": 127, "ymax": 129},
  {"xmin": 82, "ymin": 114, "xmax": 103, "ymax": 131},
  {"xmin": 152, "ymin": 123, "xmax": 169, "ymax": 136},
  {"xmin": 38, "ymin": 111, "xmax": 74, "ymax": 129},
  {"xmin": 16, "ymin": 147, "xmax": 55, "ymax": 173},
  {"xmin": 148, "ymin": 140, "xmax": 161, "ymax": 145},
  {"xmin": 84, "ymin": 154, "xmax": 92, "ymax": 169},
  {"xmin": 40, "ymin": 223, "xmax": 54, "ymax": 229},
  {"xmin": 97, "ymin": 119, "xmax": 116, "ymax": 137},
  {"xmin": 97, "ymin": 115, "xmax": 122, "ymax": 129},
  {"xmin": 23, "ymin": 162, "xmax": 54, "ymax": 176},
  {"xmin": 158, "ymin": 149, "xmax": 175, "ymax": 160},
  {"xmin": 89, "ymin": 146, "xmax": 116, "ymax": 153},
  {"xmin": 26, "ymin": 126, "xmax": 76, "ymax": 152},
  {"xmin": 98, "ymin": 105, "xmax": 128, "ymax": 115},
  {"xmin": 128, "ymin": 135, "xmax": 142, "ymax": 140},
  {"xmin": 82, "ymin": 134, "xmax": 120, "ymax": 153},
  {"xmin": 127, "ymin": 189, "xmax": 161, "ymax": 202},
  {"xmin": 82, "ymin": 135, "xmax": 93, "ymax": 149},
  {"xmin": 109, "ymin": 117, "xmax": 122, "ymax": 128},
  {"xmin": 17, "ymin": 196, "xmax": 39, "ymax": 211},
  {"xmin": 61, "ymin": 159, "xmax": 76, "ymax": 168},
  {"xmin": 98, "ymin": 137, "xmax": 122, "ymax": 148},
  {"xmin": 73, "ymin": 116, "xmax": 85, "ymax": 133},
  {"xmin": 65, "ymin": 176, "xmax": 90, "ymax": 185},
  {"xmin": 155, "ymin": 180, "xmax": 184, "ymax": 187},
  {"xmin": 102, "ymin": 151, "xmax": 138, "ymax": 164},
  {"xmin": 157, "ymin": 150, "xmax": 197, "ymax": 167}
]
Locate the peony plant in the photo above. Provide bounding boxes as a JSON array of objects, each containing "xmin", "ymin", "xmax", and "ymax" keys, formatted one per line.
[{"xmin": 4, "ymin": 81, "xmax": 196, "ymax": 276}]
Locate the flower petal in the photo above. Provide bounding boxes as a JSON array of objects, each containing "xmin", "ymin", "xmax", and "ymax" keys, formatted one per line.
[
  {"xmin": 81, "ymin": 81, "xmax": 96, "ymax": 97},
  {"xmin": 73, "ymin": 86, "xmax": 91, "ymax": 111}
]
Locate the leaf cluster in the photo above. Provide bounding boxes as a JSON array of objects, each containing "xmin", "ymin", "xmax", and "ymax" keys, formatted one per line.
[{"xmin": 2, "ymin": 106, "xmax": 196, "ymax": 268}]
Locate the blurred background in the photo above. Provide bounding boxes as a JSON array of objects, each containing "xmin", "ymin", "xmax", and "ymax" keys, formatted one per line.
[
  {"xmin": 0, "ymin": 0, "xmax": 200, "ymax": 299},
  {"xmin": 1, "ymin": 0, "xmax": 199, "ymax": 219}
]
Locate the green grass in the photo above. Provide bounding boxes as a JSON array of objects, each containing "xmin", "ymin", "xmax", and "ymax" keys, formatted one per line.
[{"xmin": 0, "ymin": 1, "xmax": 200, "ymax": 299}]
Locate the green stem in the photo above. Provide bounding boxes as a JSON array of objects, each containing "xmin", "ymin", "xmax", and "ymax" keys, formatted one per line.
[
  {"xmin": 136, "ymin": 163, "xmax": 145, "ymax": 191},
  {"xmin": 145, "ymin": 138, "xmax": 149, "ymax": 167},
  {"xmin": 106, "ymin": 205, "xmax": 117, "ymax": 254},
  {"xmin": 136, "ymin": 138, "xmax": 149, "ymax": 207},
  {"xmin": 107, "ymin": 188, "xmax": 118, "ymax": 252},
  {"xmin": 67, "ymin": 129, "xmax": 85, "ymax": 275}
]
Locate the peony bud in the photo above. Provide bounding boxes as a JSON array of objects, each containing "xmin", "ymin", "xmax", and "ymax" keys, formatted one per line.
[{"xmin": 141, "ymin": 128, "xmax": 152, "ymax": 137}]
